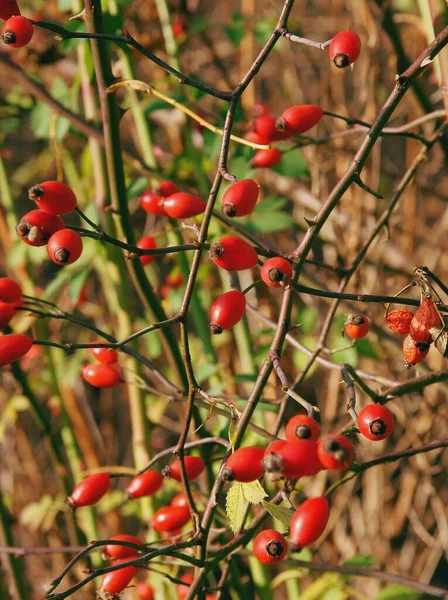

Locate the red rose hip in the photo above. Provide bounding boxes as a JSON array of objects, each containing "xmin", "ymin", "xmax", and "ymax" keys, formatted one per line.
[
  {"xmin": 163, "ymin": 456, "xmax": 205, "ymax": 481},
  {"xmin": 0, "ymin": 334, "xmax": 33, "ymax": 366},
  {"xmin": 317, "ymin": 434, "xmax": 354, "ymax": 470},
  {"xmin": 209, "ymin": 290, "xmax": 246, "ymax": 334},
  {"xmin": 285, "ymin": 414, "xmax": 320, "ymax": 442},
  {"xmin": 252, "ymin": 148, "xmax": 282, "ymax": 168},
  {"xmin": 0, "ymin": 278, "xmax": 22, "ymax": 304},
  {"xmin": 2, "ymin": 16, "xmax": 33, "ymax": 48},
  {"xmin": 344, "ymin": 314, "xmax": 370, "ymax": 339},
  {"xmin": 126, "ymin": 471, "xmax": 164, "ymax": 498},
  {"xmin": 223, "ymin": 446, "xmax": 265, "ymax": 482},
  {"xmin": 47, "ymin": 229, "xmax": 83, "ymax": 265},
  {"xmin": 16, "ymin": 210, "xmax": 65, "ymax": 247},
  {"xmin": 261, "ymin": 257, "xmax": 293, "ymax": 288},
  {"xmin": 89, "ymin": 345, "xmax": 118, "ymax": 365},
  {"xmin": 329, "ymin": 30, "xmax": 361, "ymax": 68},
  {"xmin": 100, "ymin": 559, "xmax": 139, "ymax": 595},
  {"xmin": 28, "ymin": 181, "xmax": 77, "ymax": 216},
  {"xmin": 289, "ymin": 497, "xmax": 329, "ymax": 551},
  {"xmin": 357, "ymin": 404, "xmax": 395, "ymax": 441},
  {"xmin": 253, "ymin": 529, "xmax": 287, "ymax": 564},
  {"xmin": 210, "ymin": 236, "xmax": 258, "ymax": 271},
  {"xmin": 277, "ymin": 105, "xmax": 323, "ymax": 135},
  {"xmin": 82, "ymin": 363, "xmax": 122, "ymax": 388},
  {"xmin": 221, "ymin": 179, "xmax": 260, "ymax": 217},
  {"xmin": 163, "ymin": 192, "xmax": 206, "ymax": 219},
  {"xmin": 68, "ymin": 473, "xmax": 110, "ymax": 508},
  {"xmin": 385, "ymin": 309, "xmax": 414, "ymax": 335}
]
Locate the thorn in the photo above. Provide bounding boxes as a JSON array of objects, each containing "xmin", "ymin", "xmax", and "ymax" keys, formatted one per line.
[
  {"xmin": 304, "ymin": 217, "xmax": 315, "ymax": 226},
  {"xmin": 354, "ymin": 175, "xmax": 383, "ymax": 199}
]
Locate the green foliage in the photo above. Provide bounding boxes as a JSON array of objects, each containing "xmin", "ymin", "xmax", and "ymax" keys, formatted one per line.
[
  {"xmin": 225, "ymin": 14, "xmax": 246, "ymax": 47},
  {"xmin": 375, "ymin": 585, "xmax": 420, "ymax": 600},
  {"xmin": 226, "ymin": 481, "xmax": 267, "ymax": 532}
]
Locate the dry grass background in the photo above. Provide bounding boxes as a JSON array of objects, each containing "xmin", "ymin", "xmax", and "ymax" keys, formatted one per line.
[{"xmin": 0, "ymin": 0, "xmax": 447, "ymax": 598}]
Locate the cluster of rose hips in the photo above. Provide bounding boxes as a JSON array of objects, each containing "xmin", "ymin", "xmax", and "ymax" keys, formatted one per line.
[
  {"xmin": 0, "ymin": 278, "xmax": 34, "ymax": 366},
  {"xmin": 67, "ymin": 456, "xmax": 205, "ymax": 596},
  {"xmin": 81, "ymin": 345, "xmax": 122, "ymax": 388},
  {"xmin": 16, "ymin": 181, "xmax": 83, "ymax": 266},
  {"xmin": 385, "ymin": 295, "xmax": 441, "ymax": 368}
]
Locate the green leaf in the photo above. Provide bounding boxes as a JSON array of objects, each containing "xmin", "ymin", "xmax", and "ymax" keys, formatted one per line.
[
  {"xmin": 355, "ymin": 338, "xmax": 379, "ymax": 359},
  {"xmin": 300, "ymin": 573, "xmax": 344, "ymax": 600},
  {"xmin": 342, "ymin": 555, "xmax": 374, "ymax": 582},
  {"xmin": 127, "ymin": 177, "xmax": 149, "ymax": 200},
  {"xmin": 261, "ymin": 500, "xmax": 294, "ymax": 526},
  {"xmin": 273, "ymin": 147, "xmax": 309, "ymax": 178},
  {"xmin": 225, "ymin": 14, "xmax": 246, "ymax": 47},
  {"xmin": 245, "ymin": 210, "xmax": 294, "ymax": 233},
  {"xmin": 375, "ymin": 585, "xmax": 420, "ymax": 600},
  {"xmin": 242, "ymin": 480, "xmax": 267, "ymax": 504},
  {"xmin": 226, "ymin": 482, "xmax": 246, "ymax": 533}
]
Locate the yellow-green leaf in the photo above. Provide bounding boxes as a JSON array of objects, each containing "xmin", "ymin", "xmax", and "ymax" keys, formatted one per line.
[
  {"xmin": 261, "ymin": 500, "xmax": 294, "ymax": 526},
  {"xmin": 242, "ymin": 480, "xmax": 267, "ymax": 504},
  {"xmin": 226, "ymin": 482, "xmax": 246, "ymax": 533}
]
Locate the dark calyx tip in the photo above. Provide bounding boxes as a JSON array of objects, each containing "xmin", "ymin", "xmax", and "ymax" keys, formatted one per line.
[
  {"xmin": 295, "ymin": 424, "xmax": 312, "ymax": 439},
  {"xmin": 222, "ymin": 203, "xmax": 237, "ymax": 218},
  {"xmin": 161, "ymin": 465, "xmax": 171, "ymax": 479},
  {"xmin": 209, "ymin": 242, "xmax": 224, "ymax": 260},
  {"xmin": 269, "ymin": 267, "xmax": 285, "ymax": 283},
  {"xmin": 28, "ymin": 183, "xmax": 44, "ymax": 201},
  {"xmin": 16, "ymin": 221, "xmax": 30, "ymax": 238},
  {"xmin": 209, "ymin": 322, "xmax": 223, "ymax": 335},
  {"xmin": 275, "ymin": 117, "xmax": 286, "ymax": 131},
  {"xmin": 266, "ymin": 540, "xmax": 284, "ymax": 557},
  {"xmin": 370, "ymin": 419, "xmax": 387, "ymax": 436},
  {"xmin": 222, "ymin": 467, "xmax": 234, "ymax": 482},
  {"xmin": 2, "ymin": 30, "xmax": 17, "ymax": 45},
  {"xmin": 333, "ymin": 53, "xmax": 350, "ymax": 68},
  {"xmin": 54, "ymin": 248, "xmax": 70, "ymax": 264}
]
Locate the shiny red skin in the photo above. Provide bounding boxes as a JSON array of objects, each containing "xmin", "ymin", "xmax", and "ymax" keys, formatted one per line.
[
  {"xmin": 285, "ymin": 414, "xmax": 320, "ymax": 442},
  {"xmin": 344, "ymin": 314, "xmax": 370, "ymax": 339},
  {"xmin": 0, "ymin": 302, "xmax": 16, "ymax": 328},
  {"xmin": 262, "ymin": 439, "xmax": 322, "ymax": 479},
  {"xmin": 210, "ymin": 236, "xmax": 258, "ymax": 271},
  {"xmin": 171, "ymin": 493, "xmax": 191, "ymax": 509},
  {"xmin": 100, "ymin": 559, "xmax": 139, "ymax": 594},
  {"xmin": 0, "ymin": 0, "xmax": 21, "ymax": 20},
  {"xmin": 104, "ymin": 534, "xmax": 143, "ymax": 559},
  {"xmin": 225, "ymin": 446, "xmax": 265, "ymax": 482},
  {"xmin": 82, "ymin": 363, "xmax": 122, "ymax": 388},
  {"xmin": 89, "ymin": 345, "xmax": 118, "ymax": 365},
  {"xmin": 279, "ymin": 105, "xmax": 323, "ymax": 135},
  {"xmin": 29, "ymin": 181, "xmax": 77, "ymax": 216},
  {"xmin": 47, "ymin": 229, "xmax": 83, "ymax": 265},
  {"xmin": 16, "ymin": 210, "xmax": 65, "ymax": 247},
  {"xmin": 0, "ymin": 334, "xmax": 33, "ymax": 366},
  {"xmin": 403, "ymin": 335, "xmax": 430, "ymax": 366},
  {"xmin": 317, "ymin": 434, "xmax": 354, "ymax": 470},
  {"xmin": 245, "ymin": 131, "xmax": 265, "ymax": 145},
  {"xmin": 329, "ymin": 30, "xmax": 361, "ymax": 67},
  {"xmin": 261, "ymin": 257, "xmax": 293, "ymax": 288},
  {"xmin": 385, "ymin": 309, "xmax": 414, "ymax": 335},
  {"xmin": 157, "ymin": 180, "xmax": 180, "ymax": 197},
  {"xmin": 69, "ymin": 473, "xmax": 110, "ymax": 507},
  {"xmin": 409, "ymin": 297, "xmax": 440, "ymax": 343},
  {"xmin": 253, "ymin": 529, "xmax": 288, "ymax": 564},
  {"xmin": 136, "ymin": 582, "xmax": 155, "ymax": 600},
  {"xmin": 254, "ymin": 115, "xmax": 291, "ymax": 143},
  {"xmin": 2, "ymin": 16, "xmax": 33, "ymax": 47},
  {"xmin": 357, "ymin": 404, "xmax": 395, "ymax": 441},
  {"xmin": 151, "ymin": 506, "xmax": 191, "ymax": 532},
  {"xmin": 0, "ymin": 278, "xmax": 22, "ymax": 303},
  {"xmin": 167, "ymin": 456, "xmax": 205, "ymax": 481},
  {"xmin": 139, "ymin": 191, "xmax": 167, "ymax": 216},
  {"xmin": 289, "ymin": 497, "xmax": 329, "ymax": 549},
  {"xmin": 221, "ymin": 179, "xmax": 260, "ymax": 217},
  {"xmin": 163, "ymin": 192, "xmax": 206, "ymax": 219},
  {"xmin": 209, "ymin": 290, "xmax": 246, "ymax": 332},
  {"xmin": 137, "ymin": 236, "xmax": 156, "ymax": 266},
  {"xmin": 126, "ymin": 471, "xmax": 164, "ymax": 498},
  {"xmin": 252, "ymin": 148, "xmax": 282, "ymax": 168}
]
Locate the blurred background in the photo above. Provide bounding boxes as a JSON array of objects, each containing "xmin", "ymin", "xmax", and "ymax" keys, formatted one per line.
[{"xmin": 0, "ymin": 0, "xmax": 447, "ymax": 598}]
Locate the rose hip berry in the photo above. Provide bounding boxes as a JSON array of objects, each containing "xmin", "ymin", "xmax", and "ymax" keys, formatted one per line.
[
  {"xmin": 2, "ymin": 16, "xmax": 33, "ymax": 48},
  {"xmin": 409, "ymin": 296, "xmax": 440, "ymax": 343},
  {"xmin": 163, "ymin": 456, "xmax": 205, "ymax": 481},
  {"xmin": 261, "ymin": 257, "xmax": 293, "ymax": 288},
  {"xmin": 209, "ymin": 290, "xmax": 246, "ymax": 334},
  {"xmin": 163, "ymin": 192, "xmax": 206, "ymax": 219},
  {"xmin": 276, "ymin": 105, "xmax": 323, "ymax": 135},
  {"xmin": 253, "ymin": 529, "xmax": 288, "ymax": 564},
  {"xmin": 329, "ymin": 30, "xmax": 361, "ymax": 68},
  {"xmin": 126, "ymin": 471, "xmax": 164, "ymax": 499},
  {"xmin": 221, "ymin": 179, "xmax": 260, "ymax": 217},
  {"xmin": 0, "ymin": 278, "xmax": 22, "ymax": 304},
  {"xmin": 222, "ymin": 446, "xmax": 265, "ymax": 482},
  {"xmin": 140, "ymin": 180, "xmax": 179, "ymax": 216},
  {"xmin": 253, "ymin": 115, "xmax": 291, "ymax": 143},
  {"xmin": 0, "ymin": 0, "xmax": 21, "ymax": 21},
  {"xmin": 317, "ymin": 434, "xmax": 354, "ymax": 470},
  {"xmin": 262, "ymin": 439, "xmax": 323, "ymax": 481},
  {"xmin": 403, "ymin": 335, "xmax": 430, "ymax": 368},
  {"xmin": 344, "ymin": 314, "xmax": 370, "ymax": 339},
  {"xmin": 136, "ymin": 582, "xmax": 155, "ymax": 600},
  {"xmin": 47, "ymin": 229, "xmax": 83, "ymax": 265},
  {"xmin": 289, "ymin": 497, "xmax": 330, "ymax": 551},
  {"xmin": 82, "ymin": 363, "xmax": 122, "ymax": 388},
  {"xmin": 151, "ymin": 506, "xmax": 191, "ymax": 532},
  {"xmin": 357, "ymin": 404, "xmax": 395, "ymax": 441},
  {"xmin": 0, "ymin": 334, "xmax": 33, "ymax": 366},
  {"xmin": 0, "ymin": 303, "xmax": 16, "ymax": 328},
  {"xmin": 210, "ymin": 236, "xmax": 258, "ymax": 271},
  {"xmin": 28, "ymin": 181, "xmax": 77, "ymax": 216},
  {"xmin": 385, "ymin": 309, "xmax": 414, "ymax": 335},
  {"xmin": 89, "ymin": 345, "xmax": 118, "ymax": 365},
  {"xmin": 100, "ymin": 559, "xmax": 139, "ymax": 595},
  {"xmin": 104, "ymin": 534, "xmax": 143, "ymax": 559},
  {"xmin": 252, "ymin": 148, "xmax": 282, "ymax": 168},
  {"xmin": 137, "ymin": 236, "xmax": 157, "ymax": 266},
  {"xmin": 68, "ymin": 473, "xmax": 110, "ymax": 508},
  {"xmin": 16, "ymin": 210, "xmax": 65, "ymax": 247},
  {"xmin": 285, "ymin": 414, "xmax": 320, "ymax": 442}
]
